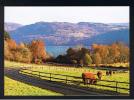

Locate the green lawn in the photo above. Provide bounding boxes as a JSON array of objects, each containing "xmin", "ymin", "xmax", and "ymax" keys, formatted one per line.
[
  {"xmin": 5, "ymin": 60, "xmax": 130, "ymax": 95},
  {"xmin": 4, "ymin": 76, "xmax": 63, "ymax": 96}
]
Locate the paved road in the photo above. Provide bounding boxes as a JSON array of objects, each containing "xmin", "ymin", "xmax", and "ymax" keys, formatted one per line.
[{"xmin": 4, "ymin": 67, "xmax": 119, "ymax": 96}]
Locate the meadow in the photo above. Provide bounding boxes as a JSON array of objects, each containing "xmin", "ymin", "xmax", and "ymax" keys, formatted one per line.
[
  {"xmin": 5, "ymin": 60, "xmax": 130, "ymax": 95},
  {"xmin": 4, "ymin": 76, "xmax": 63, "ymax": 96}
]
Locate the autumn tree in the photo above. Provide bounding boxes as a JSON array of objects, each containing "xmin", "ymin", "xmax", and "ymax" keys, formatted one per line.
[
  {"xmin": 6, "ymin": 39, "xmax": 17, "ymax": 50},
  {"xmin": 117, "ymin": 42, "xmax": 129, "ymax": 63},
  {"xmin": 4, "ymin": 33, "xmax": 47, "ymax": 64},
  {"xmin": 4, "ymin": 40, "xmax": 13, "ymax": 60},
  {"xmin": 108, "ymin": 43, "xmax": 120, "ymax": 63},
  {"xmin": 91, "ymin": 42, "xmax": 129, "ymax": 64},
  {"xmin": 92, "ymin": 53, "xmax": 102, "ymax": 66},
  {"xmin": 4, "ymin": 34, "xmax": 32, "ymax": 63},
  {"xmin": 29, "ymin": 40, "xmax": 46, "ymax": 63},
  {"xmin": 4, "ymin": 38, "xmax": 17, "ymax": 61},
  {"xmin": 18, "ymin": 42, "xmax": 25, "ymax": 48},
  {"xmin": 16, "ymin": 46, "xmax": 32, "ymax": 63}
]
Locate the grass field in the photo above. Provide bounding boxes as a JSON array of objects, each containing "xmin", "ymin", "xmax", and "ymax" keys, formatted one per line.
[
  {"xmin": 5, "ymin": 60, "xmax": 130, "ymax": 95},
  {"xmin": 4, "ymin": 76, "xmax": 63, "ymax": 96}
]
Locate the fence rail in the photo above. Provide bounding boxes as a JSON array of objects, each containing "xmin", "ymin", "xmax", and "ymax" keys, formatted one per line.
[{"xmin": 19, "ymin": 69, "xmax": 129, "ymax": 94}]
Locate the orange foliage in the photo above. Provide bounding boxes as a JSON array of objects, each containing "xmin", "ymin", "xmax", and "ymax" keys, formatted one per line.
[
  {"xmin": 30, "ymin": 40, "xmax": 46, "ymax": 62},
  {"xmin": 91, "ymin": 42, "xmax": 129, "ymax": 64},
  {"xmin": 110, "ymin": 43, "xmax": 120, "ymax": 57},
  {"xmin": 6, "ymin": 39, "xmax": 17, "ymax": 49}
]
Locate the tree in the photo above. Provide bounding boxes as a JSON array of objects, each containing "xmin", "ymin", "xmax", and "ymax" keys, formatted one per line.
[
  {"xmin": 91, "ymin": 44, "xmax": 99, "ymax": 53},
  {"xmin": 71, "ymin": 59, "xmax": 77, "ymax": 64},
  {"xmin": 56, "ymin": 55, "xmax": 68, "ymax": 63},
  {"xmin": 91, "ymin": 42, "xmax": 129, "ymax": 64},
  {"xmin": 118, "ymin": 42, "xmax": 129, "ymax": 63},
  {"xmin": 4, "ymin": 40, "xmax": 13, "ymax": 60},
  {"xmin": 92, "ymin": 44, "xmax": 108, "ymax": 64},
  {"xmin": 83, "ymin": 53, "xmax": 92, "ymax": 66},
  {"xmin": 45, "ymin": 52, "xmax": 55, "ymax": 62},
  {"xmin": 79, "ymin": 59, "xmax": 84, "ymax": 67},
  {"xmin": 4, "ymin": 39, "xmax": 17, "ymax": 61},
  {"xmin": 4, "ymin": 31, "xmax": 11, "ymax": 40},
  {"xmin": 7, "ymin": 44, "xmax": 32, "ymax": 63},
  {"xmin": 110, "ymin": 43, "xmax": 120, "ymax": 56},
  {"xmin": 17, "ymin": 47, "xmax": 32, "ymax": 63},
  {"xmin": 30, "ymin": 40, "xmax": 46, "ymax": 63},
  {"xmin": 67, "ymin": 48, "xmax": 75, "ymax": 56},
  {"xmin": 18, "ymin": 42, "xmax": 25, "ymax": 48},
  {"xmin": 6, "ymin": 39, "xmax": 17, "ymax": 49},
  {"xmin": 81, "ymin": 47, "xmax": 90, "ymax": 54},
  {"xmin": 56, "ymin": 47, "xmax": 92, "ymax": 66},
  {"xmin": 92, "ymin": 53, "xmax": 102, "ymax": 66}
]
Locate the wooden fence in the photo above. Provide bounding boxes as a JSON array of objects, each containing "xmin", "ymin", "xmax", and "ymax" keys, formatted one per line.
[{"xmin": 19, "ymin": 69, "xmax": 129, "ymax": 94}]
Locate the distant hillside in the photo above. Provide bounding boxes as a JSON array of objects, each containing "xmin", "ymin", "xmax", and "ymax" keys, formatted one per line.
[
  {"xmin": 5, "ymin": 22, "xmax": 23, "ymax": 32},
  {"xmin": 108, "ymin": 23, "xmax": 129, "ymax": 27},
  {"xmin": 79, "ymin": 29, "xmax": 129, "ymax": 46},
  {"xmin": 6, "ymin": 22, "xmax": 129, "ymax": 46}
]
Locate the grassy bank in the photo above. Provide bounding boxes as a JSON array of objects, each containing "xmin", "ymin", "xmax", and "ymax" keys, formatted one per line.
[{"xmin": 4, "ymin": 76, "xmax": 63, "ymax": 96}]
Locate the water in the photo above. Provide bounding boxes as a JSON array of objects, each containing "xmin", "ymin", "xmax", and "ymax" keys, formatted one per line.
[
  {"xmin": 46, "ymin": 46, "xmax": 70, "ymax": 57},
  {"xmin": 46, "ymin": 46, "xmax": 90, "ymax": 57}
]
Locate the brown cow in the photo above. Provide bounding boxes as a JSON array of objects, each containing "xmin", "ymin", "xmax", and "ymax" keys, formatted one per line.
[
  {"xmin": 82, "ymin": 72, "xmax": 97, "ymax": 85},
  {"xmin": 109, "ymin": 70, "xmax": 112, "ymax": 76},
  {"xmin": 97, "ymin": 71, "xmax": 102, "ymax": 80},
  {"xmin": 106, "ymin": 70, "xmax": 109, "ymax": 76}
]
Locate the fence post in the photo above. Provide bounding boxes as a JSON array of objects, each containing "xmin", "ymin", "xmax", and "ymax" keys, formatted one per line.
[
  {"xmin": 66, "ymin": 76, "xmax": 67, "ymax": 84},
  {"xmin": 50, "ymin": 73, "xmax": 51, "ymax": 81},
  {"xmin": 39, "ymin": 72, "xmax": 40, "ymax": 78},
  {"xmin": 116, "ymin": 82, "xmax": 118, "ymax": 93}
]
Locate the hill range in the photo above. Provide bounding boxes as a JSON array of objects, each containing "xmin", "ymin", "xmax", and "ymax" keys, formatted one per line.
[{"xmin": 5, "ymin": 22, "xmax": 129, "ymax": 46}]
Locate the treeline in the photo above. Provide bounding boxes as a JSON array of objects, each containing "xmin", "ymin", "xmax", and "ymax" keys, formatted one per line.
[
  {"xmin": 91, "ymin": 43, "xmax": 129, "ymax": 65},
  {"xmin": 4, "ymin": 31, "xmax": 129, "ymax": 66},
  {"xmin": 55, "ymin": 43, "xmax": 129, "ymax": 66},
  {"xmin": 4, "ymin": 31, "xmax": 50, "ymax": 64},
  {"xmin": 55, "ymin": 47, "xmax": 92, "ymax": 66}
]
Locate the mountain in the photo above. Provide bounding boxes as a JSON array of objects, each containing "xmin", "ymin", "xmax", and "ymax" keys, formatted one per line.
[
  {"xmin": 108, "ymin": 23, "xmax": 129, "ymax": 27},
  {"xmin": 6, "ymin": 22, "xmax": 129, "ymax": 46},
  {"xmin": 74, "ymin": 29, "xmax": 129, "ymax": 46},
  {"xmin": 5, "ymin": 22, "xmax": 23, "ymax": 32}
]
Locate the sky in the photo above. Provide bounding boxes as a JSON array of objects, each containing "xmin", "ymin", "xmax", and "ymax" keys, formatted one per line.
[{"xmin": 5, "ymin": 6, "xmax": 129, "ymax": 25}]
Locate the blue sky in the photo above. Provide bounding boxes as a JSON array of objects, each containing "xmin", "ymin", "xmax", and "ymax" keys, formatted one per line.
[{"xmin": 5, "ymin": 6, "xmax": 129, "ymax": 25}]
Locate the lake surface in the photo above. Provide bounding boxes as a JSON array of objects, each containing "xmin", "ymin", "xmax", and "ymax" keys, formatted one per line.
[{"xmin": 46, "ymin": 46, "xmax": 90, "ymax": 57}]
